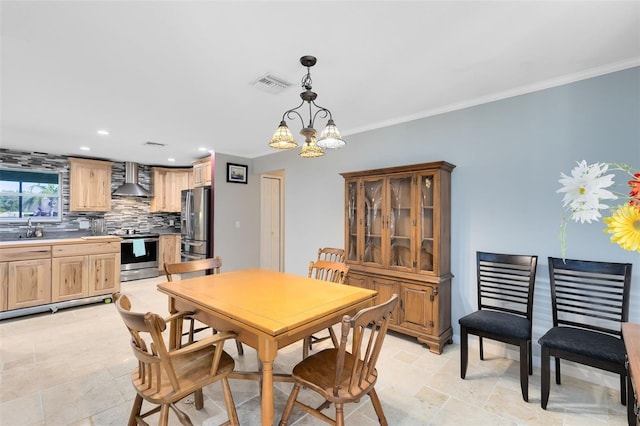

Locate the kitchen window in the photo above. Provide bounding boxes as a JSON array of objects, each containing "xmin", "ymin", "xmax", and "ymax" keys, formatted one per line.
[{"xmin": 0, "ymin": 168, "xmax": 62, "ymax": 222}]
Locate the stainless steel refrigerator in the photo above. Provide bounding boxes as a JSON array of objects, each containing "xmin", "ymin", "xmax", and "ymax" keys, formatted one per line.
[{"xmin": 180, "ymin": 187, "xmax": 211, "ymax": 261}]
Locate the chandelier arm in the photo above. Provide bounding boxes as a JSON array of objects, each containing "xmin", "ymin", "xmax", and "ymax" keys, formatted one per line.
[
  {"xmin": 282, "ymin": 101, "xmax": 306, "ymax": 129},
  {"xmin": 310, "ymin": 101, "xmax": 332, "ymax": 128}
]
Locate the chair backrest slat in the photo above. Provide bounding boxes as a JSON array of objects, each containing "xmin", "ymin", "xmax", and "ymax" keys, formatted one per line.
[
  {"xmin": 548, "ymin": 257, "xmax": 632, "ymax": 337},
  {"xmin": 308, "ymin": 260, "xmax": 349, "ymax": 284},
  {"xmin": 335, "ymin": 294, "xmax": 398, "ymax": 397},
  {"xmin": 165, "ymin": 257, "xmax": 222, "ymax": 281},
  {"xmin": 317, "ymin": 247, "xmax": 346, "ymax": 263},
  {"xmin": 477, "ymin": 252, "xmax": 538, "ymax": 319}
]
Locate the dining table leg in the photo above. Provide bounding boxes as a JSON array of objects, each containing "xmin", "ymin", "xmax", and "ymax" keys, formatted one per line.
[{"xmin": 258, "ymin": 337, "xmax": 278, "ymax": 426}]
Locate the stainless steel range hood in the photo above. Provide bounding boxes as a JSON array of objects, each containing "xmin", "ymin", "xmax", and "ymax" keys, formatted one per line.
[{"xmin": 112, "ymin": 162, "xmax": 152, "ymax": 197}]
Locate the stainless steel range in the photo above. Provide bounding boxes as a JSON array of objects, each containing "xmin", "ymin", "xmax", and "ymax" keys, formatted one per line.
[{"xmin": 119, "ymin": 232, "xmax": 160, "ymax": 281}]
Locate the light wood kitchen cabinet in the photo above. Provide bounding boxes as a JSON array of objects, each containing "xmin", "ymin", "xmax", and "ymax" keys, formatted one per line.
[
  {"xmin": 0, "ymin": 262, "xmax": 7, "ymax": 311},
  {"xmin": 341, "ymin": 161, "xmax": 454, "ymax": 354},
  {"xmin": 8, "ymin": 259, "xmax": 52, "ymax": 310},
  {"xmin": 150, "ymin": 167, "xmax": 192, "ymax": 212},
  {"xmin": 68, "ymin": 157, "xmax": 113, "ymax": 212},
  {"xmin": 158, "ymin": 234, "xmax": 181, "ymax": 273},
  {"xmin": 52, "ymin": 255, "xmax": 88, "ymax": 302},
  {"xmin": 2, "ymin": 246, "xmax": 52, "ymax": 311},
  {"xmin": 0, "ymin": 237, "xmax": 120, "ymax": 316},
  {"xmin": 192, "ymin": 156, "xmax": 211, "ymax": 187},
  {"xmin": 88, "ymin": 252, "xmax": 120, "ymax": 296},
  {"xmin": 52, "ymin": 241, "xmax": 120, "ymax": 302}
]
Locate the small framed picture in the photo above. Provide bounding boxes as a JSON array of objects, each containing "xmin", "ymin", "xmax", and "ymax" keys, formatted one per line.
[{"xmin": 227, "ymin": 163, "xmax": 248, "ymax": 184}]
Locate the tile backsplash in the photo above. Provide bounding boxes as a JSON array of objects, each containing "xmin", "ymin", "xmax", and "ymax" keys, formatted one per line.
[{"xmin": 0, "ymin": 149, "xmax": 180, "ymax": 235}]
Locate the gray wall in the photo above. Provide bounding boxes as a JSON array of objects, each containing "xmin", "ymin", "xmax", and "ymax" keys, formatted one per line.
[
  {"xmin": 243, "ymin": 67, "xmax": 639, "ymax": 379},
  {"xmin": 211, "ymin": 153, "xmax": 260, "ymax": 272}
]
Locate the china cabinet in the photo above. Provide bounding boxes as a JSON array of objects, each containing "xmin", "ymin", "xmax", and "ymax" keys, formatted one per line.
[
  {"xmin": 150, "ymin": 167, "xmax": 192, "ymax": 212},
  {"xmin": 341, "ymin": 161, "xmax": 454, "ymax": 354},
  {"xmin": 68, "ymin": 157, "xmax": 113, "ymax": 212},
  {"xmin": 192, "ymin": 156, "xmax": 212, "ymax": 187}
]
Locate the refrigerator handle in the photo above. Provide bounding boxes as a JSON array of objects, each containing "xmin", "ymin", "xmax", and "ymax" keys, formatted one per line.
[{"xmin": 186, "ymin": 190, "xmax": 193, "ymax": 237}]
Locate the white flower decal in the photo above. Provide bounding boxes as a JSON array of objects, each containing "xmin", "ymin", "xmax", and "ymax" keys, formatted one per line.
[{"xmin": 557, "ymin": 160, "xmax": 617, "ymax": 223}]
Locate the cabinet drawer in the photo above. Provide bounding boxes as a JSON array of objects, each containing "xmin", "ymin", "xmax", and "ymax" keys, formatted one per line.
[
  {"xmin": 53, "ymin": 241, "xmax": 120, "ymax": 257},
  {"xmin": 0, "ymin": 246, "xmax": 52, "ymax": 261}
]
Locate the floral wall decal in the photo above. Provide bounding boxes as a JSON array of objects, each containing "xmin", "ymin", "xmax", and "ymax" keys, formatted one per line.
[{"xmin": 558, "ymin": 161, "xmax": 640, "ymax": 257}]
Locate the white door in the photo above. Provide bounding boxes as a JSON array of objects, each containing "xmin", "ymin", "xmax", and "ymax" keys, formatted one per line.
[{"xmin": 260, "ymin": 174, "xmax": 283, "ymax": 271}]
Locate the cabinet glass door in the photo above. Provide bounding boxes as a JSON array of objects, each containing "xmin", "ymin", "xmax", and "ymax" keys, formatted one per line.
[
  {"xmin": 418, "ymin": 174, "xmax": 434, "ymax": 272},
  {"xmin": 389, "ymin": 175, "xmax": 413, "ymax": 269},
  {"xmin": 346, "ymin": 180, "xmax": 358, "ymax": 262},
  {"xmin": 363, "ymin": 178, "xmax": 383, "ymax": 265}
]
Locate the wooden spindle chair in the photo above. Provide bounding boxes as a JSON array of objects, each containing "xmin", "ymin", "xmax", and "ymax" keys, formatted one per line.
[
  {"xmin": 165, "ymin": 257, "xmax": 244, "ymax": 355},
  {"xmin": 303, "ymin": 260, "xmax": 350, "ymax": 358},
  {"xmin": 113, "ymin": 292, "xmax": 239, "ymax": 426},
  {"xmin": 279, "ymin": 294, "xmax": 399, "ymax": 426}
]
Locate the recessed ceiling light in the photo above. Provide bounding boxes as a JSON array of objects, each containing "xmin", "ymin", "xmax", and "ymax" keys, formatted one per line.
[
  {"xmin": 80, "ymin": 146, "xmax": 90, "ymax": 151},
  {"xmin": 167, "ymin": 158, "xmax": 176, "ymax": 162},
  {"xmin": 96, "ymin": 129, "xmax": 110, "ymax": 136},
  {"xmin": 198, "ymin": 147, "xmax": 208, "ymax": 152}
]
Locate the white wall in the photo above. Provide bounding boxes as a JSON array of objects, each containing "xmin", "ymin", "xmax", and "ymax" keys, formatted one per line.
[{"xmin": 218, "ymin": 67, "xmax": 640, "ymax": 381}]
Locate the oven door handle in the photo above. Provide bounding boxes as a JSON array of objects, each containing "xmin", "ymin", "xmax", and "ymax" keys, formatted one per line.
[{"xmin": 121, "ymin": 238, "xmax": 159, "ymax": 244}]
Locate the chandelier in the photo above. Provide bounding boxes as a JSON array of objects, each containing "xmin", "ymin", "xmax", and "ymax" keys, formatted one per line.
[{"xmin": 268, "ymin": 55, "xmax": 346, "ymax": 158}]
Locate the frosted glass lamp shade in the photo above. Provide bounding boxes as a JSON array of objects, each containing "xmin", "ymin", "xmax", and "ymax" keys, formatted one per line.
[
  {"xmin": 268, "ymin": 122, "xmax": 298, "ymax": 149},
  {"xmin": 316, "ymin": 120, "xmax": 346, "ymax": 149},
  {"xmin": 299, "ymin": 137, "xmax": 324, "ymax": 158}
]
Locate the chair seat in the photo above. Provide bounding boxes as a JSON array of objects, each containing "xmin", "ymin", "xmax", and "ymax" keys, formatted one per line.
[
  {"xmin": 132, "ymin": 345, "xmax": 235, "ymax": 404},
  {"xmin": 459, "ymin": 310, "xmax": 531, "ymax": 340},
  {"xmin": 538, "ymin": 326, "xmax": 626, "ymax": 365},
  {"xmin": 292, "ymin": 348, "xmax": 378, "ymax": 402}
]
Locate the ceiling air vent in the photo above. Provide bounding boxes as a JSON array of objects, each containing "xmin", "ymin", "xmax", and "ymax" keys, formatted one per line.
[
  {"xmin": 250, "ymin": 74, "xmax": 292, "ymax": 94},
  {"xmin": 144, "ymin": 141, "xmax": 166, "ymax": 147}
]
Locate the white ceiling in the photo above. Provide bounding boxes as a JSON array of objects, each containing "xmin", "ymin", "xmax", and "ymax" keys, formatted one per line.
[{"xmin": 2, "ymin": 1, "xmax": 639, "ymax": 167}]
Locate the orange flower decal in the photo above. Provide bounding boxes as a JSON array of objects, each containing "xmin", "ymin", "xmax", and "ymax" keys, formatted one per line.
[{"xmin": 630, "ymin": 173, "xmax": 640, "ymax": 207}]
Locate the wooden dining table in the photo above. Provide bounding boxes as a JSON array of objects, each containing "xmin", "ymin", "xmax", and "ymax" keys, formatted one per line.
[{"xmin": 157, "ymin": 268, "xmax": 377, "ymax": 426}]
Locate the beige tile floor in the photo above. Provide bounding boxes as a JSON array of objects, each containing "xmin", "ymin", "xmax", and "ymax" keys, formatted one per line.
[{"xmin": 0, "ymin": 276, "xmax": 628, "ymax": 425}]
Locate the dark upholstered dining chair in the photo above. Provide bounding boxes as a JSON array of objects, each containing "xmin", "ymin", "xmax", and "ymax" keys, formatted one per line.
[
  {"xmin": 538, "ymin": 257, "xmax": 632, "ymax": 409},
  {"xmin": 113, "ymin": 292, "xmax": 239, "ymax": 426},
  {"xmin": 279, "ymin": 294, "xmax": 399, "ymax": 426},
  {"xmin": 458, "ymin": 251, "xmax": 538, "ymax": 401},
  {"xmin": 165, "ymin": 257, "xmax": 244, "ymax": 355}
]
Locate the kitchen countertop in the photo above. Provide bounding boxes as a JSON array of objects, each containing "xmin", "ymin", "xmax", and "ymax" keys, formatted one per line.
[
  {"xmin": 153, "ymin": 228, "xmax": 181, "ymax": 235},
  {"xmin": 0, "ymin": 227, "xmax": 180, "ymax": 245},
  {"xmin": 0, "ymin": 235, "xmax": 122, "ymax": 248}
]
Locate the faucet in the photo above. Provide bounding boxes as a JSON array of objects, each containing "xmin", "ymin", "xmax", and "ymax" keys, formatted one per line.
[{"xmin": 26, "ymin": 218, "xmax": 34, "ymax": 238}]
